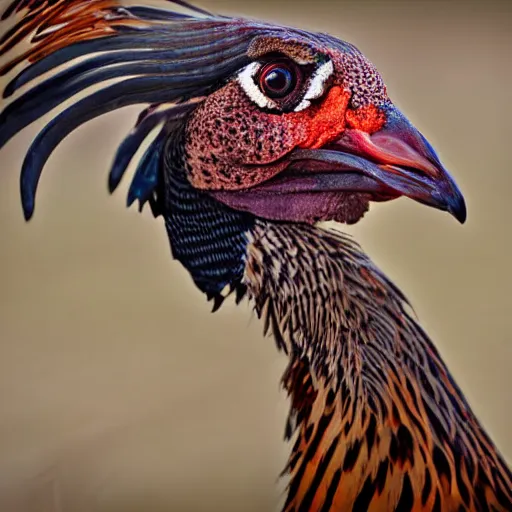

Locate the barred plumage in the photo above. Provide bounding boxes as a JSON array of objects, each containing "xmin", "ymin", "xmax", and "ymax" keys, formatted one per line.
[{"xmin": 245, "ymin": 221, "xmax": 512, "ymax": 511}]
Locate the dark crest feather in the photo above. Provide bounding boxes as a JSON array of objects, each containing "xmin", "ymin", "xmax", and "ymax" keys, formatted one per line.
[
  {"xmin": 0, "ymin": 0, "xmax": 266, "ymax": 219},
  {"xmin": 127, "ymin": 129, "xmax": 167, "ymax": 211}
]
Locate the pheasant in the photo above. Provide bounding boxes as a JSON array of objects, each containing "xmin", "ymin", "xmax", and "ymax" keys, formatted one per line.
[{"xmin": 0, "ymin": 1, "xmax": 510, "ymax": 511}]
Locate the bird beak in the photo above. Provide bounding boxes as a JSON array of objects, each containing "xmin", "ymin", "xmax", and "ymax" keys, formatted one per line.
[{"xmin": 289, "ymin": 105, "xmax": 467, "ymax": 223}]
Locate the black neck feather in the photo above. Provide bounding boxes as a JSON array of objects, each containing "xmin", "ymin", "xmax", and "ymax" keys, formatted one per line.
[{"xmin": 161, "ymin": 131, "xmax": 255, "ymax": 298}]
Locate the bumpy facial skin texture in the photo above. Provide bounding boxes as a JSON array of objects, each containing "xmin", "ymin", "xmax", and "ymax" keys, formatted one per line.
[
  {"xmin": 185, "ymin": 81, "xmax": 296, "ymax": 190},
  {"xmin": 185, "ymin": 82, "xmax": 351, "ymax": 190}
]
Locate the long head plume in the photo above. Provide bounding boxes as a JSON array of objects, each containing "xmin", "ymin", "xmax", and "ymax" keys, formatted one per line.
[{"xmin": 0, "ymin": 0, "xmax": 275, "ymax": 219}]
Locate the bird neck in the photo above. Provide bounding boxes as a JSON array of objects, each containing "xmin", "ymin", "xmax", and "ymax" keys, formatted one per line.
[
  {"xmin": 243, "ymin": 220, "xmax": 512, "ymax": 512},
  {"xmin": 162, "ymin": 131, "xmax": 255, "ymax": 298}
]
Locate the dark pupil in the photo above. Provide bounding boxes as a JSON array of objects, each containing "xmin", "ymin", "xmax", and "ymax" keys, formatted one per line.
[{"xmin": 263, "ymin": 67, "xmax": 293, "ymax": 97}]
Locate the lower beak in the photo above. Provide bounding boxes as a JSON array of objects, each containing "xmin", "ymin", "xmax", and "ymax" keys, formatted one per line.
[{"xmin": 289, "ymin": 107, "xmax": 467, "ymax": 223}]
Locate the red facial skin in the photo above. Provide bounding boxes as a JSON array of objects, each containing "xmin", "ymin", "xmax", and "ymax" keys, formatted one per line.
[
  {"xmin": 346, "ymin": 104, "xmax": 386, "ymax": 134},
  {"xmin": 185, "ymin": 81, "xmax": 386, "ymax": 192}
]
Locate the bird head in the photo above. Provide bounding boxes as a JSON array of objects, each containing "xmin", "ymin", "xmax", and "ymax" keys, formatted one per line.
[
  {"xmin": 0, "ymin": 0, "xmax": 465, "ymax": 226},
  {"xmin": 184, "ymin": 33, "xmax": 466, "ymax": 225}
]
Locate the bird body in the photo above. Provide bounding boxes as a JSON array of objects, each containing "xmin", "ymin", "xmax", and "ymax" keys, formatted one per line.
[
  {"xmin": 1, "ymin": 1, "xmax": 510, "ymax": 510},
  {"xmin": 246, "ymin": 221, "xmax": 512, "ymax": 511}
]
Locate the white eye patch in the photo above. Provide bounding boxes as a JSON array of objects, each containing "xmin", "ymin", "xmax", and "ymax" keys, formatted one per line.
[
  {"xmin": 237, "ymin": 59, "xmax": 334, "ymax": 113},
  {"xmin": 294, "ymin": 60, "xmax": 334, "ymax": 112},
  {"xmin": 237, "ymin": 62, "xmax": 279, "ymax": 110}
]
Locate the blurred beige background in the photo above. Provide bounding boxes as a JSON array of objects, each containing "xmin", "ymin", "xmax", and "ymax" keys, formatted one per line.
[{"xmin": 0, "ymin": 1, "xmax": 511, "ymax": 511}]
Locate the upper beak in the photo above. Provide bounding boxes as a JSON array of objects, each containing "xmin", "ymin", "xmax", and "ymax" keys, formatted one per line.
[{"xmin": 290, "ymin": 105, "xmax": 467, "ymax": 223}]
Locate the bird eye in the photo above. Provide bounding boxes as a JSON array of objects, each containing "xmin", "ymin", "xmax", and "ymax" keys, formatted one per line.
[{"xmin": 258, "ymin": 61, "xmax": 299, "ymax": 99}]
